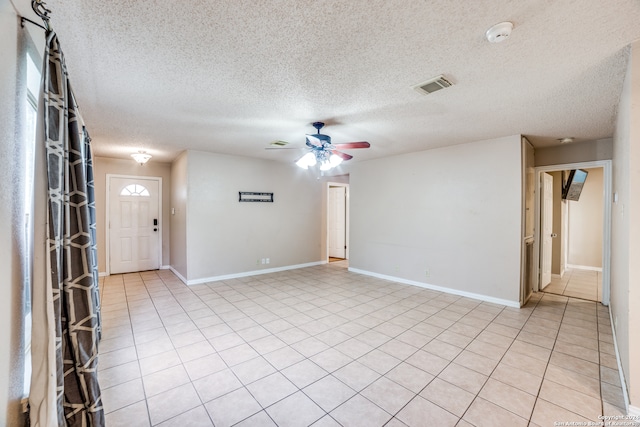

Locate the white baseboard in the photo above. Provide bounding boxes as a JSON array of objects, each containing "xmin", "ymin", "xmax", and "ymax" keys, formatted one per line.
[
  {"xmin": 608, "ymin": 305, "xmax": 631, "ymax": 414},
  {"xmin": 98, "ymin": 272, "xmax": 108, "ymax": 277},
  {"xmin": 628, "ymin": 405, "xmax": 640, "ymax": 416},
  {"xmin": 348, "ymin": 268, "xmax": 520, "ymax": 308},
  {"xmin": 160, "ymin": 265, "xmax": 171, "ymax": 270},
  {"xmin": 180, "ymin": 261, "xmax": 326, "ymax": 286},
  {"xmin": 566, "ymin": 264, "xmax": 603, "ymax": 272},
  {"xmin": 169, "ymin": 266, "xmax": 188, "ymax": 284}
]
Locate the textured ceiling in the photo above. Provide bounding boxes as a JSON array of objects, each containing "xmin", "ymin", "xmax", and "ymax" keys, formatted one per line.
[{"xmin": 42, "ymin": 0, "xmax": 640, "ymax": 164}]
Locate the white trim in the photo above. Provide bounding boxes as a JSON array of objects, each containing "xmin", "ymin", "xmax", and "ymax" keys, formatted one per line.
[
  {"xmin": 533, "ymin": 160, "xmax": 612, "ymax": 306},
  {"xmin": 176, "ymin": 261, "xmax": 326, "ymax": 285},
  {"xmin": 566, "ymin": 264, "xmax": 603, "ymax": 272},
  {"xmin": 348, "ymin": 268, "xmax": 520, "ymax": 308},
  {"xmin": 106, "ymin": 174, "xmax": 163, "ymax": 276},
  {"xmin": 98, "ymin": 272, "xmax": 108, "ymax": 277},
  {"xmin": 169, "ymin": 266, "xmax": 188, "ymax": 284},
  {"xmin": 160, "ymin": 265, "xmax": 171, "ymax": 270},
  {"xmin": 629, "ymin": 405, "xmax": 640, "ymax": 417},
  {"xmin": 609, "ymin": 306, "xmax": 631, "ymax": 414},
  {"xmin": 326, "ymin": 182, "xmax": 350, "ymax": 262}
]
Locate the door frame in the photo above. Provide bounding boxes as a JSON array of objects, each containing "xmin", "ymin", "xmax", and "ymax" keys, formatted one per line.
[
  {"xmin": 106, "ymin": 174, "xmax": 163, "ymax": 276},
  {"xmin": 532, "ymin": 160, "xmax": 611, "ymax": 305},
  {"xmin": 326, "ymin": 182, "xmax": 349, "ymax": 261},
  {"xmin": 540, "ymin": 172, "xmax": 554, "ymax": 290}
]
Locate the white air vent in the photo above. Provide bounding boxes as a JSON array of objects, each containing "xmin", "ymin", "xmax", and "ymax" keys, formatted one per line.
[
  {"xmin": 270, "ymin": 140, "xmax": 289, "ymax": 147},
  {"xmin": 413, "ymin": 75, "xmax": 453, "ymax": 95}
]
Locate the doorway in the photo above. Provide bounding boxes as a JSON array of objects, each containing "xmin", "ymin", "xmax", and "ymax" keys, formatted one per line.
[
  {"xmin": 533, "ymin": 161, "xmax": 611, "ymax": 304},
  {"xmin": 106, "ymin": 175, "xmax": 162, "ymax": 275},
  {"xmin": 327, "ymin": 183, "xmax": 349, "ymax": 264}
]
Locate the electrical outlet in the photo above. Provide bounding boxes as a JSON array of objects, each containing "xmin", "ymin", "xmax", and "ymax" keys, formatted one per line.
[
  {"xmin": 425, "ymin": 269, "xmax": 430, "ymax": 278},
  {"xmin": 261, "ymin": 258, "xmax": 266, "ymax": 264},
  {"xmin": 266, "ymin": 258, "xmax": 270, "ymax": 264}
]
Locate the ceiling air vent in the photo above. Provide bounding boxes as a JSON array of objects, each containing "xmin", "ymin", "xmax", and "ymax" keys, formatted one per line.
[
  {"xmin": 270, "ymin": 140, "xmax": 289, "ymax": 147},
  {"xmin": 413, "ymin": 75, "xmax": 453, "ymax": 95}
]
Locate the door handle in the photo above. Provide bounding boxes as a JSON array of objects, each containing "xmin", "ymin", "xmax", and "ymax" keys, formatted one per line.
[{"xmin": 153, "ymin": 218, "xmax": 158, "ymax": 226}]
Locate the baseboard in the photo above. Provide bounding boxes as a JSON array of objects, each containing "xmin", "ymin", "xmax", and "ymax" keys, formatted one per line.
[
  {"xmin": 98, "ymin": 272, "xmax": 108, "ymax": 277},
  {"xmin": 160, "ymin": 265, "xmax": 171, "ymax": 270},
  {"xmin": 169, "ymin": 266, "xmax": 188, "ymax": 284},
  {"xmin": 182, "ymin": 261, "xmax": 326, "ymax": 285},
  {"xmin": 348, "ymin": 268, "xmax": 520, "ymax": 308},
  {"xmin": 629, "ymin": 405, "xmax": 640, "ymax": 416},
  {"xmin": 566, "ymin": 264, "xmax": 603, "ymax": 272},
  {"xmin": 608, "ymin": 305, "xmax": 631, "ymax": 414}
]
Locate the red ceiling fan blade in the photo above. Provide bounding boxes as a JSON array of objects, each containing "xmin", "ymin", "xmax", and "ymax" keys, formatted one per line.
[
  {"xmin": 331, "ymin": 150, "xmax": 353, "ymax": 160},
  {"xmin": 333, "ymin": 141, "xmax": 370, "ymax": 149}
]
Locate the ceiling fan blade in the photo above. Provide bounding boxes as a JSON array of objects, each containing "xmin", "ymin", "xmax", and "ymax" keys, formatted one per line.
[
  {"xmin": 333, "ymin": 141, "xmax": 370, "ymax": 149},
  {"xmin": 331, "ymin": 150, "xmax": 353, "ymax": 161},
  {"xmin": 306, "ymin": 134, "xmax": 322, "ymax": 147}
]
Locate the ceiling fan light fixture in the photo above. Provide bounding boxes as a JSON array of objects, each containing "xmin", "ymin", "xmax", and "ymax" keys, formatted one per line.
[
  {"xmin": 131, "ymin": 151, "xmax": 152, "ymax": 165},
  {"xmin": 329, "ymin": 154, "xmax": 343, "ymax": 167},
  {"xmin": 296, "ymin": 152, "xmax": 316, "ymax": 169}
]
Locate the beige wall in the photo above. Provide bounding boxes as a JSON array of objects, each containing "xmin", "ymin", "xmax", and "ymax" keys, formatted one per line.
[
  {"xmin": 612, "ymin": 42, "xmax": 640, "ymax": 410},
  {"xmin": 567, "ymin": 168, "xmax": 603, "ymax": 268},
  {"xmin": 349, "ymin": 135, "xmax": 523, "ymax": 305},
  {"xmin": 535, "ymin": 138, "xmax": 612, "ymax": 166},
  {"xmin": 170, "ymin": 152, "xmax": 188, "ymax": 279},
  {"xmin": 93, "ymin": 157, "xmax": 172, "ymax": 273},
  {"xmin": 177, "ymin": 151, "xmax": 323, "ymax": 282}
]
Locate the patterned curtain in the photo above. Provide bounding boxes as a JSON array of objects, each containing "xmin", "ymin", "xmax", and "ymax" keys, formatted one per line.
[{"xmin": 42, "ymin": 28, "xmax": 104, "ymax": 426}]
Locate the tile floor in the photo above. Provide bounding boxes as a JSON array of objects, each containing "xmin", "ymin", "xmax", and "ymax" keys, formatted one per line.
[
  {"xmin": 542, "ymin": 268, "xmax": 602, "ymax": 302},
  {"xmin": 98, "ymin": 263, "xmax": 626, "ymax": 427}
]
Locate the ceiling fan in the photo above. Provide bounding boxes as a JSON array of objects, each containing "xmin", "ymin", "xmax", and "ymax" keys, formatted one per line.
[{"xmin": 281, "ymin": 122, "xmax": 370, "ymax": 171}]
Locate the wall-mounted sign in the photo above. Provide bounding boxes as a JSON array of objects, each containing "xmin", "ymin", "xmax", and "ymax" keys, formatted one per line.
[{"xmin": 239, "ymin": 192, "xmax": 274, "ymax": 203}]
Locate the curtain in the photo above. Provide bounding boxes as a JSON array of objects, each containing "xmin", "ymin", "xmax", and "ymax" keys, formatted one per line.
[{"xmin": 35, "ymin": 28, "xmax": 104, "ymax": 426}]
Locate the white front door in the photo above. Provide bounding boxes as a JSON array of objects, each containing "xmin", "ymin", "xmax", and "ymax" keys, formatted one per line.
[
  {"xmin": 540, "ymin": 173, "xmax": 554, "ymax": 288},
  {"xmin": 328, "ymin": 186, "xmax": 347, "ymax": 259},
  {"xmin": 109, "ymin": 177, "xmax": 160, "ymax": 274}
]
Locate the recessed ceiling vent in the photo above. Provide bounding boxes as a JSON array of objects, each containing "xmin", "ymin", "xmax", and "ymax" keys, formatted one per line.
[
  {"xmin": 270, "ymin": 140, "xmax": 289, "ymax": 147},
  {"xmin": 413, "ymin": 75, "xmax": 453, "ymax": 95}
]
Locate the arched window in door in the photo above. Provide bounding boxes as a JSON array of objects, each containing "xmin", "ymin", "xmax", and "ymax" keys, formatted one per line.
[{"xmin": 120, "ymin": 184, "xmax": 150, "ymax": 197}]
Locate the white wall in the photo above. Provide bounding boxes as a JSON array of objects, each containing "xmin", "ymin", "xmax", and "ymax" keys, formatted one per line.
[
  {"xmin": 349, "ymin": 135, "xmax": 523, "ymax": 305},
  {"xmin": 177, "ymin": 151, "xmax": 323, "ymax": 282},
  {"xmin": 535, "ymin": 138, "xmax": 612, "ymax": 166},
  {"xmin": 612, "ymin": 42, "xmax": 640, "ymax": 411},
  {"xmin": 93, "ymin": 157, "xmax": 172, "ymax": 272},
  {"xmin": 567, "ymin": 167, "xmax": 603, "ymax": 268},
  {"xmin": 170, "ymin": 152, "xmax": 188, "ymax": 280}
]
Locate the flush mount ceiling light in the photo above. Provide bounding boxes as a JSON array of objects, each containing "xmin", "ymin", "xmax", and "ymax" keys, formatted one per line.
[
  {"xmin": 131, "ymin": 151, "xmax": 152, "ymax": 165},
  {"xmin": 558, "ymin": 137, "xmax": 575, "ymax": 144},
  {"xmin": 485, "ymin": 21, "xmax": 514, "ymax": 43}
]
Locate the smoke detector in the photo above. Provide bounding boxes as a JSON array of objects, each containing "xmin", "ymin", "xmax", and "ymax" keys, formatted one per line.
[
  {"xmin": 413, "ymin": 75, "xmax": 453, "ymax": 95},
  {"xmin": 485, "ymin": 22, "xmax": 514, "ymax": 43}
]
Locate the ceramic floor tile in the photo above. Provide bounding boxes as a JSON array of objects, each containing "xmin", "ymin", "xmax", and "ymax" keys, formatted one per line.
[
  {"xmin": 147, "ymin": 383, "xmax": 202, "ymax": 425},
  {"xmin": 490, "ymin": 363, "xmax": 543, "ymax": 396},
  {"xmin": 266, "ymin": 391, "xmax": 325, "ymax": 427},
  {"xmin": 385, "ymin": 362, "xmax": 435, "ymax": 394},
  {"xmin": 193, "ymin": 369, "xmax": 243, "ymax": 403},
  {"xmin": 204, "ymin": 387, "xmax": 261, "ymax": 427},
  {"xmin": 102, "ymin": 378, "xmax": 146, "ymax": 414},
  {"xmin": 462, "ymin": 397, "xmax": 528, "ymax": 427},
  {"xmin": 437, "ymin": 363, "xmax": 488, "ymax": 395},
  {"xmin": 142, "ymin": 365, "xmax": 191, "ymax": 397},
  {"xmin": 396, "ymin": 395, "xmax": 459, "ymax": 427},
  {"xmin": 333, "ymin": 360, "xmax": 381, "ymax": 391},
  {"xmin": 104, "ymin": 401, "xmax": 150, "ymax": 427},
  {"xmin": 234, "ymin": 410, "xmax": 277, "ymax": 427},
  {"xmin": 310, "ymin": 348, "xmax": 353, "ymax": 372},
  {"xmin": 263, "ymin": 346, "xmax": 306, "ymax": 370},
  {"xmin": 231, "ymin": 356, "xmax": 278, "ymax": 385},
  {"xmin": 98, "ymin": 360, "xmax": 141, "ymax": 390},
  {"xmin": 420, "ymin": 377, "xmax": 474, "ymax": 417},
  {"xmin": 478, "ymin": 378, "xmax": 536, "ymax": 419},
  {"xmin": 246, "ymin": 372, "xmax": 298, "ymax": 407},
  {"xmin": 156, "ymin": 405, "xmax": 214, "ymax": 427},
  {"xmin": 330, "ymin": 394, "xmax": 393, "ymax": 427},
  {"xmin": 183, "ymin": 353, "xmax": 227, "ymax": 381},
  {"xmin": 538, "ymin": 379, "xmax": 602, "ymax": 420},
  {"xmin": 303, "ymin": 375, "xmax": 356, "ymax": 412},
  {"xmin": 281, "ymin": 359, "xmax": 329, "ymax": 389}
]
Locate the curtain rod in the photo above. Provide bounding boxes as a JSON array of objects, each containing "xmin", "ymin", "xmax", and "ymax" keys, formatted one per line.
[{"xmin": 21, "ymin": 16, "xmax": 46, "ymax": 30}]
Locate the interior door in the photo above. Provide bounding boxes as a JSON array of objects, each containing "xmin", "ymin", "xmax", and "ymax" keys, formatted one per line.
[
  {"xmin": 109, "ymin": 177, "xmax": 160, "ymax": 274},
  {"xmin": 540, "ymin": 173, "xmax": 553, "ymax": 288},
  {"xmin": 328, "ymin": 186, "xmax": 346, "ymax": 259}
]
